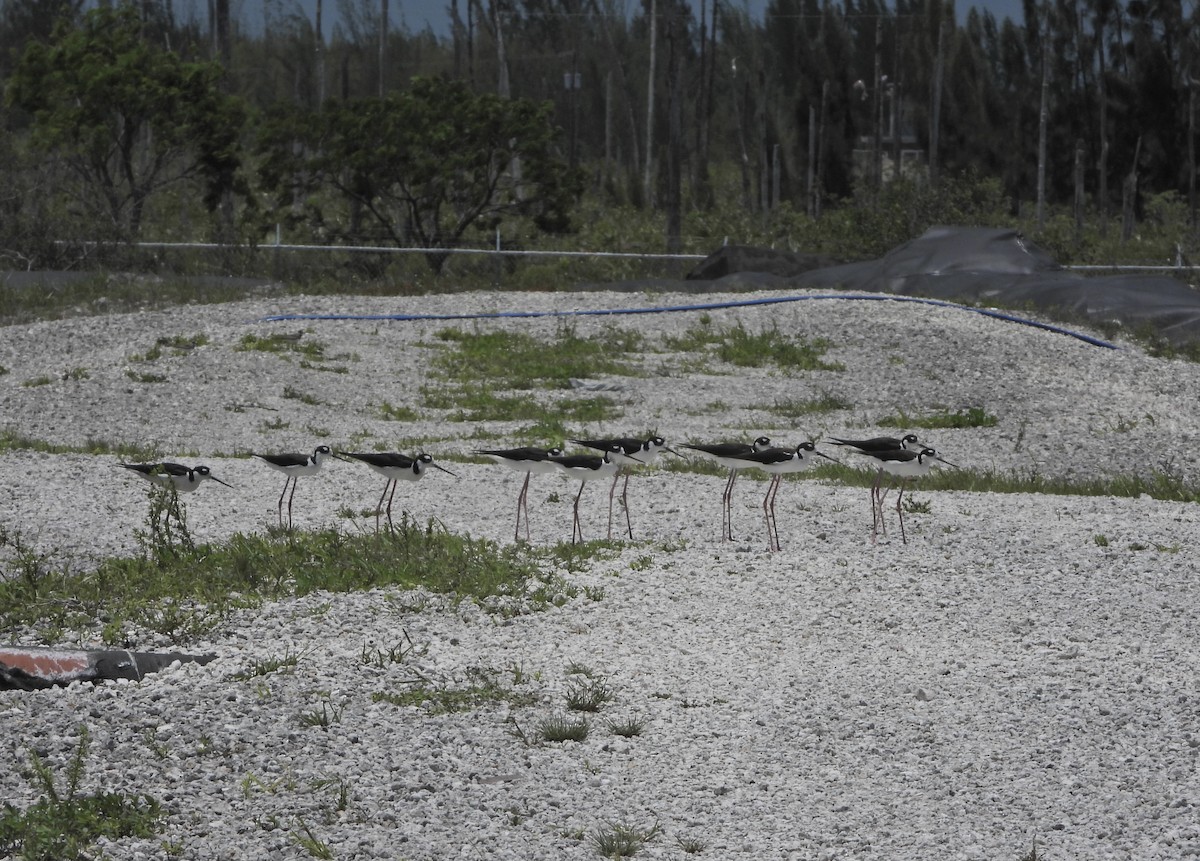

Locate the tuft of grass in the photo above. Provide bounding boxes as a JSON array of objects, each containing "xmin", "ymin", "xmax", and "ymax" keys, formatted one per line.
[
  {"xmin": 818, "ymin": 461, "xmax": 1200, "ymax": 503},
  {"xmin": 767, "ymin": 390, "xmax": 852, "ymax": 417},
  {"xmin": 664, "ymin": 321, "xmax": 843, "ymax": 371},
  {"xmin": 676, "ymin": 835, "xmax": 706, "ymax": 854},
  {"xmin": 430, "ymin": 324, "xmax": 643, "ymax": 390},
  {"xmin": 538, "ymin": 714, "xmax": 590, "ymax": 743},
  {"xmin": 372, "ymin": 667, "xmax": 537, "ymax": 714},
  {"xmin": 589, "ymin": 821, "xmax": 662, "ymax": 858},
  {"xmin": 607, "ymin": 716, "xmax": 646, "ymax": 738},
  {"xmin": 21, "ymin": 375, "xmax": 54, "ymax": 387},
  {"xmin": 291, "ymin": 818, "xmax": 334, "ymax": 860},
  {"xmin": 0, "ymin": 515, "xmax": 579, "ymax": 645},
  {"xmin": 232, "ymin": 648, "xmax": 303, "ymax": 681},
  {"xmin": 298, "ymin": 701, "xmax": 344, "ymax": 729},
  {"xmin": 236, "ymin": 332, "xmax": 327, "ymax": 361},
  {"xmin": 0, "ymin": 727, "xmax": 163, "ymax": 861},
  {"xmin": 566, "ymin": 674, "xmax": 615, "ymax": 712},
  {"xmin": 879, "ymin": 406, "xmax": 999, "ymax": 429},
  {"xmin": 378, "ymin": 401, "xmax": 420, "ymax": 421},
  {"xmin": 0, "ymin": 429, "xmax": 161, "ymax": 460},
  {"xmin": 360, "ymin": 633, "xmax": 427, "ymax": 667},
  {"xmin": 125, "ymin": 369, "xmax": 169, "ymax": 383},
  {"xmin": 422, "ymin": 384, "xmax": 623, "ymax": 424},
  {"xmin": 282, "ymin": 386, "xmax": 322, "ymax": 405},
  {"xmin": 129, "ymin": 334, "xmax": 210, "ymax": 362}
]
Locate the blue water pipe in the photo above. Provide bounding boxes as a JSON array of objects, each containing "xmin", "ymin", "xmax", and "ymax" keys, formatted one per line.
[{"xmin": 259, "ymin": 292, "xmax": 1119, "ymax": 350}]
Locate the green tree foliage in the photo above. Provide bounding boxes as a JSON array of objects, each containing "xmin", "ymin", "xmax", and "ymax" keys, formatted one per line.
[
  {"xmin": 257, "ymin": 76, "xmax": 582, "ymax": 272},
  {"xmin": 4, "ymin": 5, "xmax": 247, "ymax": 239}
]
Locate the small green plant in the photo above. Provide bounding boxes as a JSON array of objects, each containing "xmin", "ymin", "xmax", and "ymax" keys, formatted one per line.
[
  {"xmin": 236, "ymin": 332, "xmax": 327, "ymax": 360},
  {"xmin": 360, "ymin": 632, "xmax": 427, "ymax": 667},
  {"xmin": 538, "ymin": 714, "xmax": 590, "ymax": 742},
  {"xmin": 566, "ymin": 675, "xmax": 615, "ymax": 712},
  {"xmin": 1094, "ymin": 534, "xmax": 1110, "ymax": 547},
  {"xmin": 902, "ymin": 497, "xmax": 932, "ymax": 514},
  {"xmin": 378, "ymin": 401, "xmax": 420, "ymax": 421},
  {"xmin": 768, "ymin": 390, "xmax": 852, "ymax": 417},
  {"xmin": 64, "ymin": 367, "xmax": 89, "ymax": 381},
  {"xmin": 232, "ymin": 648, "xmax": 302, "ymax": 680},
  {"xmin": 22, "ymin": 375, "xmax": 54, "ymax": 387},
  {"xmin": 0, "ymin": 727, "xmax": 163, "ymax": 861},
  {"xmin": 607, "ymin": 716, "xmax": 646, "ymax": 738},
  {"xmin": 125, "ymin": 369, "xmax": 169, "ymax": 383},
  {"xmin": 664, "ymin": 322, "xmax": 843, "ymax": 371},
  {"xmin": 135, "ymin": 482, "xmax": 194, "ymax": 557},
  {"xmin": 372, "ymin": 667, "xmax": 537, "ymax": 714},
  {"xmin": 676, "ymin": 835, "xmax": 706, "ymax": 854},
  {"xmin": 291, "ymin": 818, "xmax": 334, "ymax": 859},
  {"xmin": 298, "ymin": 701, "xmax": 344, "ymax": 729},
  {"xmin": 282, "ymin": 386, "xmax": 322, "ymax": 405},
  {"xmin": 589, "ymin": 821, "xmax": 662, "ymax": 858}
]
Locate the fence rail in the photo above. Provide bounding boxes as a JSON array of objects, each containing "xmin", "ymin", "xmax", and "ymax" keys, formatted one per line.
[{"xmin": 58, "ymin": 238, "xmax": 1200, "ymax": 273}]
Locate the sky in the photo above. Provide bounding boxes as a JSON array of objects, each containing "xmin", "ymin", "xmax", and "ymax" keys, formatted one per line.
[{"xmin": 185, "ymin": 0, "xmax": 1031, "ymax": 40}]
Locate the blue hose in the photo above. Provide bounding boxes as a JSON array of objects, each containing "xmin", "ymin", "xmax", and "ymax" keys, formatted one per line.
[{"xmin": 259, "ymin": 292, "xmax": 1119, "ymax": 350}]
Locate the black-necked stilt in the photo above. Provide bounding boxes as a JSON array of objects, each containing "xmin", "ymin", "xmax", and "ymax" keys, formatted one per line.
[
  {"xmin": 475, "ymin": 446, "xmax": 564, "ymax": 541},
  {"xmin": 547, "ymin": 444, "xmax": 641, "ymax": 544},
  {"xmin": 341, "ymin": 451, "xmax": 457, "ymax": 530},
  {"xmin": 727, "ymin": 441, "xmax": 838, "ymax": 551},
  {"xmin": 677, "ymin": 436, "xmax": 772, "ymax": 541},
  {"xmin": 119, "ymin": 461, "xmax": 232, "ymax": 492},
  {"xmin": 253, "ymin": 445, "xmax": 339, "ymax": 528},
  {"xmin": 568, "ymin": 435, "xmax": 677, "ymax": 539},
  {"xmin": 829, "ymin": 434, "xmax": 922, "ymax": 535},
  {"xmin": 861, "ymin": 446, "xmax": 956, "ymax": 544}
]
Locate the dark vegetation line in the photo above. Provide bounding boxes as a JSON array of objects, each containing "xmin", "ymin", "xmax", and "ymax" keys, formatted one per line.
[{"xmin": 0, "ymin": 0, "xmax": 1196, "ymax": 287}]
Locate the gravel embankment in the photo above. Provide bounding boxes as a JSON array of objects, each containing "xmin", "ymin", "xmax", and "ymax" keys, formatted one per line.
[{"xmin": 1, "ymin": 289, "xmax": 1198, "ymax": 860}]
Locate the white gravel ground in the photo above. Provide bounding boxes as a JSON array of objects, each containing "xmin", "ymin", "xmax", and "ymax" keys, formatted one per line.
[{"xmin": 2, "ymin": 288, "xmax": 1199, "ymax": 860}]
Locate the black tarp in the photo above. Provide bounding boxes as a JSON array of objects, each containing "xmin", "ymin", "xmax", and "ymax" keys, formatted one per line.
[{"xmin": 685, "ymin": 226, "xmax": 1200, "ymax": 345}]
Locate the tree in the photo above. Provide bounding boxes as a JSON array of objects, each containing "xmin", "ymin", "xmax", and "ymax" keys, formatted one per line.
[
  {"xmin": 257, "ymin": 75, "xmax": 582, "ymax": 273},
  {"xmin": 4, "ymin": 5, "xmax": 247, "ymax": 239}
]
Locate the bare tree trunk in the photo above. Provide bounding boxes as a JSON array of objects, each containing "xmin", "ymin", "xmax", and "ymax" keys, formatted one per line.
[
  {"xmin": 872, "ymin": 16, "xmax": 883, "ymax": 190},
  {"xmin": 643, "ymin": 0, "xmax": 657, "ymax": 206},
  {"xmin": 1097, "ymin": 12, "xmax": 1109, "ymax": 236},
  {"xmin": 379, "ymin": 0, "xmax": 388, "ymax": 97},
  {"xmin": 1073, "ymin": 138, "xmax": 1085, "ymax": 246},
  {"xmin": 807, "ymin": 103, "xmax": 816, "ymax": 217},
  {"xmin": 758, "ymin": 69, "xmax": 768, "ymax": 212},
  {"xmin": 665, "ymin": 6, "xmax": 682, "ymax": 252},
  {"xmin": 1036, "ymin": 4, "xmax": 1049, "ymax": 231},
  {"xmin": 1190, "ymin": 75, "xmax": 1198, "ymax": 234},
  {"xmin": 733, "ymin": 72, "xmax": 752, "ymax": 210},
  {"xmin": 600, "ymin": 10, "xmax": 642, "ymax": 189},
  {"xmin": 1121, "ymin": 136, "xmax": 1142, "ymax": 242},
  {"xmin": 815, "ymin": 79, "xmax": 828, "ymax": 219},
  {"xmin": 929, "ymin": 16, "xmax": 944, "ymax": 186},
  {"xmin": 315, "ymin": 0, "xmax": 325, "ymax": 104}
]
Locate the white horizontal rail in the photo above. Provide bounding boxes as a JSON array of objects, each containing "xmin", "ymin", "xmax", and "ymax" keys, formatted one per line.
[{"xmin": 89, "ymin": 239, "xmax": 707, "ymax": 261}]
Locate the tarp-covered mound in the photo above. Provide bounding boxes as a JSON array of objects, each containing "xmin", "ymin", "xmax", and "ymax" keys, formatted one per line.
[{"xmin": 688, "ymin": 226, "xmax": 1200, "ymax": 346}]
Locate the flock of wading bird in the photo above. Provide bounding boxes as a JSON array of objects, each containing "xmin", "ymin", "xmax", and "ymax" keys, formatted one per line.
[{"xmin": 118, "ymin": 433, "xmax": 957, "ymax": 551}]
